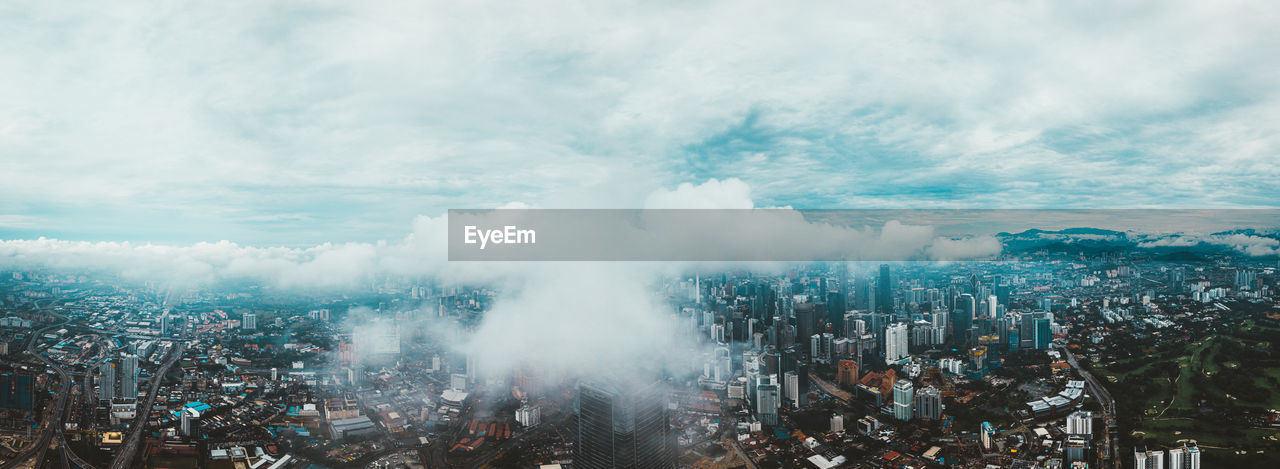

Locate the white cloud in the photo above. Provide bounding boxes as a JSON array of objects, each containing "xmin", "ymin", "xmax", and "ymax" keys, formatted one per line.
[
  {"xmin": 2, "ymin": 1, "xmax": 1278, "ymax": 243},
  {"xmin": 1137, "ymin": 232, "xmax": 1280, "ymax": 256},
  {"xmin": 643, "ymin": 178, "xmax": 754, "ymax": 209},
  {"xmin": 926, "ymin": 235, "xmax": 1003, "ymax": 261}
]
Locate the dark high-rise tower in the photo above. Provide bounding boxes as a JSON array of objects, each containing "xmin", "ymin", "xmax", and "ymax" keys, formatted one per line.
[
  {"xmin": 953, "ymin": 293, "xmax": 975, "ymax": 349},
  {"xmin": 794, "ymin": 302, "xmax": 816, "ymax": 355},
  {"xmin": 877, "ymin": 264, "xmax": 892, "ymax": 314},
  {"xmin": 826, "ymin": 291, "xmax": 846, "ymax": 330},
  {"xmin": 575, "ymin": 379, "xmax": 675, "ymax": 469}
]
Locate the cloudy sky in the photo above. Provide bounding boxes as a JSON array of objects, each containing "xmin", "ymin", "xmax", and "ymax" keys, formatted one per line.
[{"xmin": 2, "ymin": 0, "xmax": 1279, "ymax": 245}]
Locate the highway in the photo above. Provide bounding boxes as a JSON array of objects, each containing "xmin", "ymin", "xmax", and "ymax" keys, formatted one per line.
[
  {"xmin": 809, "ymin": 374, "xmax": 852, "ymax": 404},
  {"xmin": 108, "ymin": 341, "xmax": 185, "ymax": 469},
  {"xmin": 1056, "ymin": 344, "xmax": 1120, "ymax": 469},
  {"xmin": 1, "ymin": 306, "xmax": 72, "ymax": 469}
]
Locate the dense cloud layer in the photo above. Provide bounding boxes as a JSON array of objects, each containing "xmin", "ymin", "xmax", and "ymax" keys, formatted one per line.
[
  {"xmin": 0, "ymin": 179, "xmax": 1009, "ymax": 288},
  {"xmin": 3, "ymin": 1, "xmax": 1279, "ymax": 243}
]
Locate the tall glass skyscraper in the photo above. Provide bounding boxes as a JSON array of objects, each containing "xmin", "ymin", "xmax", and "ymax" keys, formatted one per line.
[
  {"xmin": 120, "ymin": 354, "xmax": 140, "ymax": 399},
  {"xmin": 877, "ymin": 264, "xmax": 892, "ymax": 314},
  {"xmin": 575, "ymin": 379, "xmax": 675, "ymax": 469}
]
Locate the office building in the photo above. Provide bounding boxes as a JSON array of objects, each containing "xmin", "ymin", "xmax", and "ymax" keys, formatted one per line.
[
  {"xmin": 1064, "ymin": 435, "xmax": 1089, "ymax": 464},
  {"xmin": 98, "ymin": 361, "xmax": 116, "ymax": 401},
  {"xmin": 755, "ymin": 375, "xmax": 781, "ymax": 426},
  {"xmin": 574, "ymin": 379, "xmax": 676, "ymax": 469},
  {"xmin": 892, "ymin": 379, "xmax": 913, "ymax": 421},
  {"xmin": 242, "ymin": 312, "xmax": 257, "ymax": 330},
  {"xmin": 120, "ymin": 354, "xmax": 139, "ymax": 399},
  {"xmin": 877, "ymin": 264, "xmax": 892, "ymax": 314},
  {"xmin": 954, "ymin": 294, "xmax": 975, "ymax": 348},
  {"xmin": 795, "ymin": 303, "xmax": 816, "ymax": 355}
]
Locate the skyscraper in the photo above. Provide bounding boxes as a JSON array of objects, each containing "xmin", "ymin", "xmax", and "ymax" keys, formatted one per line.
[
  {"xmin": 795, "ymin": 302, "xmax": 815, "ymax": 356},
  {"xmin": 574, "ymin": 379, "xmax": 675, "ymax": 469},
  {"xmin": 98, "ymin": 361, "xmax": 116, "ymax": 401},
  {"xmin": 892, "ymin": 379, "xmax": 913, "ymax": 420},
  {"xmin": 755, "ymin": 374, "xmax": 781, "ymax": 426},
  {"xmin": 836, "ymin": 262, "xmax": 849, "ymax": 322},
  {"xmin": 810, "ymin": 333, "xmax": 833, "ymax": 364},
  {"xmin": 1134, "ymin": 447, "xmax": 1165, "ymax": 469},
  {"xmin": 120, "ymin": 354, "xmax": 139, "ymax": 399},
  {"xmin": 1168, "ymin": 443, "xmax": 1200, "ymax": 469},
  {"xmin": 877, "ymin": 264, "xmax": 892, "ymax": 314},
  {"xmin": 242, "ymin": 312, "xmax": 257, "ymax": 330},
  {"xmin": 1066, "ymin": 410, "xmax": 1093, "ymax": 436},
  {"xmin": 954, "ymin": 293, "xmax": 975, "ymax": 348},
  {"xmin": 181, "ymin": 408, "xmax": 201, "ymax": 437},
  {"xmin": 826, "ymin": 290, "xmax": 846, "ymax": 328},
  {"xmin": 913, "ymin": 385, "xmax": 941, "ymax": 420},
  {"xmin": 885, "ymin": 323, "xmax": 908, "ymax": 365},
  {"xmin": 980, "ymin": 421, "xmax": 995, "ymax": 450},
  {"xmin": 783, "ymin": 371, "xmax": 804, "ymax": 408}
]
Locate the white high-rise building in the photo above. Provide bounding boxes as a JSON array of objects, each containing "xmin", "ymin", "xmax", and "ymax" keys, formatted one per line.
[
  {"xmin": 1168, "ymin": 447, "xmax": 1185, "ymax": 469},
  {"xmin": 811, "ymin": 333, "xmax": 834, "ymax": 364},
  {"xmin": 1167, "ymin": 443, "xmax": 1200, "ymax": 469},
  {"xmin": 885, "ymin": 323, "xmax": 909, "ymax": 364},
  {"xmin": 516, "ymin": 405, "xmax": 541, "ymax": 427},
  {"xmin": 980, "ymin": 422, "xmax": 995, "ymax": 450},
  {"xmin": 181, "ymin": 408, "xmax": 201, "ymax": 437},
  {"xmin": 829, "ymin": 414, "xmax": 844, "ymax": 433},
  {"xmin": 1066, "ymin": 410, "xmax": 1093, "ymax": 436},
  {"xmin": 242, "ymin": 313, "xmax": 257, "ymax": 330},
  {"xmin": 987, "ymin": 295, "xmax": 999, "ymax": 318},
  {"xmin": 784, "ymin": 371, "xmax": 801, "ymax": 408},
  {"xmin": 892, "ymin": 379, "xmax": 913, "ymax": 421},
  {"xmin": 1135, "ymin": 448, "xmax": 1165, "ymax": 469}
]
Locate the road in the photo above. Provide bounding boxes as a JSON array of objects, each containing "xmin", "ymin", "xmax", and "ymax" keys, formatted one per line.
[
  {"xmin": 1056, "ymin": 344, "xmax": 1120, "ymax": 469},
  {"xmin": 809, "ymin": 374, "xmax": 852, "ymax": 404},
  {"xmin": 108, "ymin": 341, "xmax": 186, "ymax": 469},
  {"xmin": 728, "ymin": 438, "xmax": 760, "ymax": 469},
  {"xmin": 1, "ymin": 305, "xmax": 72, "ymax": 469}
]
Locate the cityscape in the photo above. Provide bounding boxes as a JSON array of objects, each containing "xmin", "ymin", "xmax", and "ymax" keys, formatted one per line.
[
  {"xmin": 3, "ymin": 1, "xmax": 1280, "ymax": 468},
  {"xmin": 2, "ymin": 230, "xmax": 1278, "ymax": 468}
]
